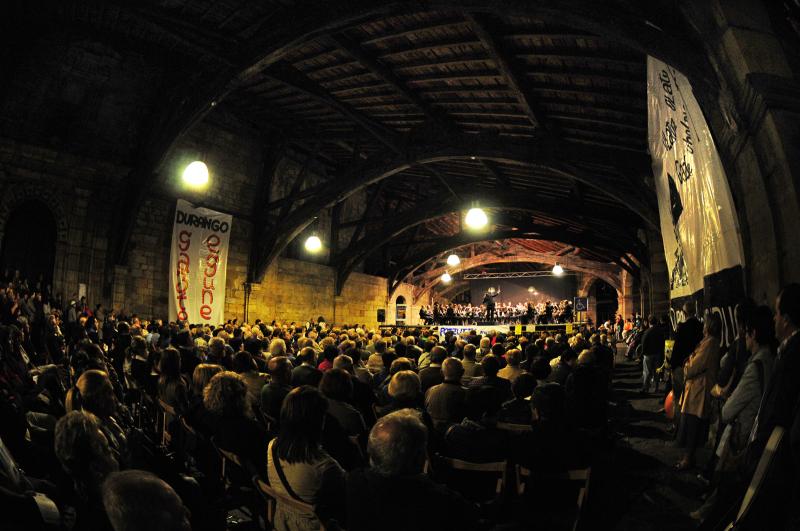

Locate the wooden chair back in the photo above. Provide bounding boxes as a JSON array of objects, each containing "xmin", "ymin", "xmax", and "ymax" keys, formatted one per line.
[
  {"xmin": 517, "ymin": 466, "xmax": 591, "ymax": 531},
  {"xmin": 157, "ymin": 399, "xmax": 177, "ymax": 446},
  {"xmin": 726, "ymin": 426, "xmax": 785, "ymax": 530},
  {"xmin": 439, "ymin": 457, "xmax": 508, "ymax": 498},
  {"xmin": 496, "ymin": 422, "xmax": 533, "ymax": 433}
]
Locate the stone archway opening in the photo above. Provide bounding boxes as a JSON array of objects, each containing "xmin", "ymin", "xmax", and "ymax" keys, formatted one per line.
[
  {"xmin": 594, "ymin": 278, "xmax": 620, "ymax": 326},
  {"xmin": 0, "ymin": 199, "xmax": 57, "ymax": 289}
]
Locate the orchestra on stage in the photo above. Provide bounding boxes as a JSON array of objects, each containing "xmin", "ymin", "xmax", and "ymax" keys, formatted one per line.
[{"xmin": 420, "ymin": 295, "xmax": 574, "ymax": 326}]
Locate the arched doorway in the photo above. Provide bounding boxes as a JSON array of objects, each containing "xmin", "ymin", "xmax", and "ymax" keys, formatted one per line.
[
  {"xmin": 395, "ymin": 295, "xmax": 407, "ymax": 325},
  {"xmin": 0, "ymin": 200, "xmax": 57, "ymax": 289},
  {"xmin": 593, "ymin": 279, "xmax": 619, "ymax": 326}
]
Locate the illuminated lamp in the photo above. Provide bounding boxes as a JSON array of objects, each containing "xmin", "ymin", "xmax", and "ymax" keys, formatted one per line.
[
  {"xmin": 182, "ymin": 161, "xmax": 209, "ymax": 188},
  {"xmin": 304, "ymin": 235, "xmax": 322, "ymax": 253},
  {"xmin": 464, "ymin": 207, "xmax": 488, "ymax": 230},
  {"xmin": 446, "ymin": 254, "xmax": 460, "ymax": 267}
]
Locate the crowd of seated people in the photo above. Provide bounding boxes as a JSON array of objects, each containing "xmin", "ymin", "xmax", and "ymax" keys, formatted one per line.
[
  {"xmin": 421, "ymin": 299, "xmax": 574, "ymax": 325},
  {"xmin": 0, "ymin": 268, "xmax": 622, "ymax": 531},
  {"xmin": 3, "ymin": 268, "xmax": 798, "ymax": 530}
]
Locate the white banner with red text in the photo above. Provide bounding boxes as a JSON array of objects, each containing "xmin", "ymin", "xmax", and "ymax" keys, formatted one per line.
[{"xmin": 168, "ymin": 199, "xmax": 232, "ymax": 324}]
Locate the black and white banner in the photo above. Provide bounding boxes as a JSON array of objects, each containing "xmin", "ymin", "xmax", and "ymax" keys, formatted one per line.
[
  {"xmin": 647, "ymin": 57, "xmax": 745, "ymax": 344},
  {"xmin": 168, "ymin": 199, "xmax": 232, "ymax": 324}
]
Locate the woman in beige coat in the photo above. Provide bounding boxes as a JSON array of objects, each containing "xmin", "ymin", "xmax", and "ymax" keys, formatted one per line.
[{"xmin": 676, "ymin": 313, "xmax": 722, "ymax": 470}]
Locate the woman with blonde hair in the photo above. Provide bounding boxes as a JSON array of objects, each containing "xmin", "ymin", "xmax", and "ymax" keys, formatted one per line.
[
  {"xmin": 66, "ymin": 369, "xmax": 129, "ymax": 467},
  {"xmin": 204, "ymin": 371, "xmax": 268, "ymax": 469},
  {"xmin": 55, "ymin": 410, "xmax": 119, "ymax": 531}
]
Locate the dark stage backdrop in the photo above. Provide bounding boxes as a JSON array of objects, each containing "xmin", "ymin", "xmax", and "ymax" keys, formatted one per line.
[{"xmin": 469, "ymin": 276, "xmax": 577, "ymax": 306}]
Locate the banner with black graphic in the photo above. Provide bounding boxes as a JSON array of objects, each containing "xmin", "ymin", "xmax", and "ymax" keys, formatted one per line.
[
  {"xmin": 647, "ymin": 57, "xmax": 745, "ymax": 344},
  {"xmin": 168, "ymin": 199, "xmax": 232, "ymax": 324}
]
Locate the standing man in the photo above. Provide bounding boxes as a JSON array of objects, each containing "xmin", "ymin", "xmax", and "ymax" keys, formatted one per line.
[
  {"xmin": 483, "ymin": 289, "xmax": 500, "ymax": 323},
  {"xmin": 640, "ymin": 316, "xmax": 666, "ymax": 394}
]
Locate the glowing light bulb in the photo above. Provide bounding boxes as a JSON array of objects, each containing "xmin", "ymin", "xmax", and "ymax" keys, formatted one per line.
[
  {"xmin": 441, "ymin": 272, "xmax": 452, "ymax": 283},
  {"xmin": 552, "ymin": 263, "xmax": 564, "ymax": 276},
  {"xmin": 446, "ymin": 254, "xmax": 460, "ymax": 267},
  {"xmin": 182, "ymin": 161, "xmax": 209, "ymax": 188},
  {"xmin": 304, "ymin": 235, "xmax": 322, "ymax": 253},
  {"xmin": 465, "ymin": 207, "xmax": 488, "ymax": 229}
]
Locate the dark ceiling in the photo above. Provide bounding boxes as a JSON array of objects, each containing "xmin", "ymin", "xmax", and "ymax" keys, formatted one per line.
[{"xmin": 5, "ymin": 0, "xmax": 707, "ymax": 295}]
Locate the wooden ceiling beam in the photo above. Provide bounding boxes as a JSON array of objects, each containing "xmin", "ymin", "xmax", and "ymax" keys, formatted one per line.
[
  {"xmin": 328, "ymin": 34, "xmax": 454, "ymax": 131},
  {"xmin": 464, "ymin": 13, "xmax": 545, "ymax": 131}
]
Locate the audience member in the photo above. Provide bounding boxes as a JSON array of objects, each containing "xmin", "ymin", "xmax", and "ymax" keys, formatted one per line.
[
  {"xmin": 346, "ymin": 409, "xmax": 480, "ymax": 531},
  {"xmin": 102, "ymin": 470, "xmax": 190, "ymax": 531},
  {"xmin": 267, "ymin": 386, "xmax": 346, "ymax": 530}
]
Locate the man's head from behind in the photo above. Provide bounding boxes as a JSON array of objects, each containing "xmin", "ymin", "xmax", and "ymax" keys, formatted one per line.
[
  {"xmin": 103, "ymin": 470, "xmax": 190, "ymax": 531},
  {"xmin": 368, "ymin": 409, "xmax": 428, "ymax": 477},
  {"xmin": 429, "ymin": 345, "xmax": 447, "ymax": 365},
  {"xmin": 776, "ymin": 283, "xmax": 800, "ymax": 341},
  {"xmin": 268, "ymin": 356, "xmax": 292, "ymax": 385},
  {"xmin": 441, "ymin": 357, "xmax": 464, "ymax": 383}
]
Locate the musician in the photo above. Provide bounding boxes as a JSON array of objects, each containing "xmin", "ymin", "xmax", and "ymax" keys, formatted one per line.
[
  {"xmin": 419, "ymin": 306, "xmax": 431, "ymax": 325},
  {"xmin": 433, "ymin": 303, "xmax": 443, "ymax": 325},
  {"xmin": 482, "ymin": 289, "xmax": 501, "ymax": 322}
]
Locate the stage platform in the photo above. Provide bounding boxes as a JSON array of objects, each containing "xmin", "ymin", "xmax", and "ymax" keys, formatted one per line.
[{"xmin": 379, "ymin": 322, "xmax": 585, "ymax": 336}]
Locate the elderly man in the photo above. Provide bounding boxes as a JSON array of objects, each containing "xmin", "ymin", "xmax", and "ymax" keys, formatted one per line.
[
  {"xmin": 497, "ymin": 348, "xmax": 523, "ymax": 382},
  {"xmin": 346, "ymin": 409, "xmax": 479, "ymax": 531},
  {"xmin": 461, "ymin": 344, "xmax": 483, "ymax": 379},
  {"xmin": 425, "ymin": 357, "xmax": 467, "ymax": 433},
  {"xmin": 419, "ymin": 346, "xmax": 447, "ymax": 393}
]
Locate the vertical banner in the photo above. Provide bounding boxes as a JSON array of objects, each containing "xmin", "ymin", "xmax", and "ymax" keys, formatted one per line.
[
  {"xmin": 169, "ymin": 199, "xmax": 232, "ymax": 324},
  {"xmin": 647, "ymin": 57, "xmax": 745, "ymax": 344}
]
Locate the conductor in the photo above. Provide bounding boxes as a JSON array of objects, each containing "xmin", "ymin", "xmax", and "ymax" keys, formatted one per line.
[{"xmin": 482, "ymin": 289, "xmax": 501, "ymax": 322}]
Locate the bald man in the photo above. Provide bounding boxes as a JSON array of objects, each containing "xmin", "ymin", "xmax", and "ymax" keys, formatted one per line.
[
  {"xmin": 346, "ymin": 409, "xmax": 479, "ymax": 531},
  {"xmin": 425, "ymin": 357, "xmax": 467, "ymax": 433}
]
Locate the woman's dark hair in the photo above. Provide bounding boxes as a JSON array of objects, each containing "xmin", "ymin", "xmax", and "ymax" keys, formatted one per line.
[
  {"xmin": 532, "ymin": 383, "xmax": 566, "ymax": 422},
  {"xmin": 275, "ymin": 386, "xmax": 328, "ymax": 464},
  {"xmin": 158, "ymin": 347, "xmax": 182, "ymax": 381},
  {"xmin": 322, "ymin": 345, "xmax": 339, "ymax": 363},
  {"xmin": 705, "ymin": 313, "xmax": 723, "ymax": 338},
  {"xmin": 232, "ymin": 351, "xmax": 255, "ymax": 373},
  {"xmin": 745, "ymin": 305, "xmax": 776, "ymax": 347},
  {"xmin": 512, "ymin": 372, "xmax": 536, "ymax": 399},
  {"xmin": 530, "ymin": 356, "xmax": 552, "ymax": 380},
  {"xmin": 319, "ymin": 369, "xmax": 353, "ymax": 401}
]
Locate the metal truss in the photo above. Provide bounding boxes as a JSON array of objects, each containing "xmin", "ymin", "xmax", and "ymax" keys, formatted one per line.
[{"xmin": 462, "ymin": 271, "xmax": 577, "ymax": 279}]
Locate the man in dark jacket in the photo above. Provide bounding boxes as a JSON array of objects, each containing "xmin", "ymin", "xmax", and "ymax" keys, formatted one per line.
[
  {"xmin": 346, "ymin": 410, "xmax": 480, "ymax": 531},
  {"xmin": 740, "ymin": 284, "xmax": 800, "ymax": 529},
  {"xmin": 291, "ymin": 347, "xmax": 323, "ymax": 387},
  {"xmin": 640, "ymin": 316, "xmax": 666, "ymax": 393},
  {"xmin": 419, "ymin": 346, "xmax": 446, "ymax": 393}
]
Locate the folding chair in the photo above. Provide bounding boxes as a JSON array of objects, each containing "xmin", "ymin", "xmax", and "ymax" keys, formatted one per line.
[
  {"xmin": 517, "ymin": 466, "xmax": 591, "ymax": 531},
  {"xmin": 437, "ymin": 456, "xmax": 509, "ymax": 502},
  {"xmin": 157, "ymin": 399, "xmax": 177, "ymax": 447},
  {"xmin": 726, "ymin": 426, "xmax": 785, "ymax": 530},
  {"xmin": 496, "ymin": 422, "xmax": 533, "ymax": 433}
]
